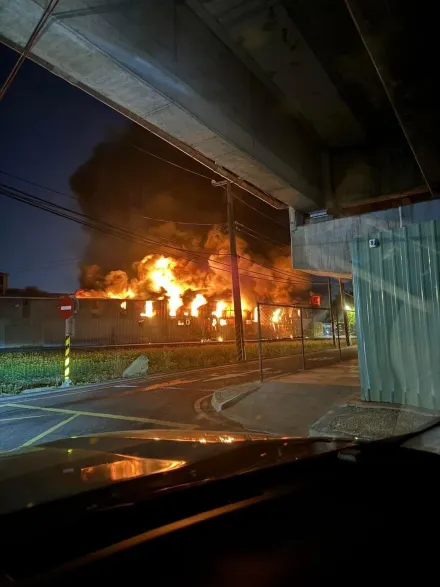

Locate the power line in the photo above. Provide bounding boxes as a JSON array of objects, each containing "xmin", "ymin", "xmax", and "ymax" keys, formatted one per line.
[
  {"xmin": 1, "ymin": 185, "xmax": 323, "ymax": 290},
  {"xmin": 209, "ymin": 257, "xmax": 305, "ymax": 285},
  {"xmin": 0, "ymin": 172, "xmax": 227, "ymax": 251},
  {"xmin": 128, "ymin": 142, "xmax": 216, "ymax": 181},
  {"xmin": 233, "ymin": 193, "xmax": 289, "ymax": 229},
  {"xmin": 237, "ymin": 255, "xmax": 311, "ymax": 283},
  {"xmin": 236, "ymin": 223, "xmax": 290, "ymax": 249},
  {"xmin": 140, "ymin": 214, "xmax": 225, "ymax": 226},
  {"xmin": 0, "ymin": 171, "xmax": 355, "ymax": 252},
  {"xmin": 238, "ymin": 261, "xmax": 311, "ymax": 285},
  {"xmin": 236, "ymin": 222, "xmax": 289, "ymax": 246},
  {"xmin": 0, "ymin": 185, "xmax": 219, "ymax": 265},
  {"xmin": 0, "ymin": 0, "xmax": 60, "ymax": 101},
  {"xmin": 1, "ymin": 186, "xmax": 314, "ymax": 288},
  {"xmin": 0, "ymin": 169, "xmax": 79, "ymax": 201},
  {"xmin": 238, "ymin": 268, "xmax": 299, "ymax": 284},
  {"xmin": 0, "ymin": 182, "xmax": 228, "ymax": 261}
]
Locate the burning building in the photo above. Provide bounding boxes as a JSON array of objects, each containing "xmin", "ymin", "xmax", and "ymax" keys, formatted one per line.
[{"xmin": 75, "ymin": 225, "xmax": 311, "ymax": 328}]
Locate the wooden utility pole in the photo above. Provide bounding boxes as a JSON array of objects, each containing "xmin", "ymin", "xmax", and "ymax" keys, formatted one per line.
[{"xmin": 212, "ymin": 179, "xmax": 246, "ymax": 361}]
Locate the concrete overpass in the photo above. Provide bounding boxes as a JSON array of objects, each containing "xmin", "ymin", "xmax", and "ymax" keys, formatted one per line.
[{"xmin": 2, "ymin": 0, "xmax": 435, "ymax": 214}]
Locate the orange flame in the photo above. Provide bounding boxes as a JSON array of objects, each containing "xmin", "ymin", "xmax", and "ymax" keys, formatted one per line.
[
  {"xmin": 213, "ymin": 301, "xmax": 226, "ymax": 318},
  {"xmin": 191, "ymin": 294, "xmax": 207, "ymax": 317},
  {"xmin": 271, "ymin": 308, "xmax": 282, "ymax": 324},
  {"xmin": 150, "ymin": 257, "xmax": 183, "ymax": 316},
  {"xmin": 140, "ymin": 301, "xmax": 154, "ymax": 318}
]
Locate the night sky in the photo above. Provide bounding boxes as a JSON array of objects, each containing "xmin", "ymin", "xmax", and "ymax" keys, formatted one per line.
[
  {"xmin": 0, "ymin": 43, "xmax": 128, "ymax": 292},
  {"xmin": 0, "ymin": 42, "xmax": 292, "ymax": 295}
]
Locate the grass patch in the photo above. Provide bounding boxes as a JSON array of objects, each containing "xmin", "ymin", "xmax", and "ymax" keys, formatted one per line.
[{"xmin": 0, "ymin": 339, "xmax": 335, "ymax": 394}]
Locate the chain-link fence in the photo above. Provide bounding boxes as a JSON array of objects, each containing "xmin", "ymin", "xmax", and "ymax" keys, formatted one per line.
[{"xmin": 255, "ymin": 301, "xmax": 356, "ymax": 381}]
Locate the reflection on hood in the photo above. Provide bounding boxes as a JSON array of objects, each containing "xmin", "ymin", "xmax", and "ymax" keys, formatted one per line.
[{"xmin": 0, "ymin": 429, "xmax": 344, "ymax": 515}]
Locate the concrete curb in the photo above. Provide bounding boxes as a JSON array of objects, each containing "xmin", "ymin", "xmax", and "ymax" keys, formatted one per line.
[{"xmin": 211, "ymin": 381, "xmax": 261, "ymax": 412}]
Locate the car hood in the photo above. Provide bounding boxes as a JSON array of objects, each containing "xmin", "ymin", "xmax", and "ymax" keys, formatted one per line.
[{"xmin": 0, "ymin": 429, "xmax": 348, "ymax": 515}]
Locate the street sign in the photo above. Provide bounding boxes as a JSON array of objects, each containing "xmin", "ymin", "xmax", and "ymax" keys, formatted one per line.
[
  {"xmin": 311, "ymin": 295, "xmax": 321, "ymax": 307},
  {"xmin": 58, "ymin": 296, "xmax": 74, "ymax": 320}
]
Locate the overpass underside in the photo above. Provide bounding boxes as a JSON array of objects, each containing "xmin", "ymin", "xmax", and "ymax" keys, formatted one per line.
[
  {"xmin": 3, "ymin": 0, "xmax": 435, "ymax": 217},
  {"xmin": 0, "ymin": 0, "xmax": 324, "ymax": 210}
]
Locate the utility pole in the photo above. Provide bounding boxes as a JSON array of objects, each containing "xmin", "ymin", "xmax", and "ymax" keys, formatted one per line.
[{"xmin": 212, "ymin": 179, "xmax": 246, "ymax": 361}]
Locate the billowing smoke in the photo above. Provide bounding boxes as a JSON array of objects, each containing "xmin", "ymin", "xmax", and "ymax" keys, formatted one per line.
[{"xmin": 70, "ymin": 124, "xmax": 310, "ymax": 306}]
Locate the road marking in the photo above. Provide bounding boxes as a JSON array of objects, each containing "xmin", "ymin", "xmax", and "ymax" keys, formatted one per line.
[
  {"xmin": 205, "ymin": 369, "xmax": 271, "ymax": 381},
  {"xmin": 18, "ymin": 415, "xmax": 78, "ymax": 448},
  {"xmin": 3, "ymin": 403, "xmax": 196, "ymax": 430},
  {"xmin": 140, "ymin": 378, "xmax": 203, "ymax": 392},
  {"xmin": 0, "ymin": 414, "xmax": 47, "ymax": 423}
]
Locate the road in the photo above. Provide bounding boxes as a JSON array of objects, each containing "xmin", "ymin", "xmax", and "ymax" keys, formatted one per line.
[{"xmin": 0, "ymin": 347, "xmax": 356, "ymax": 452}]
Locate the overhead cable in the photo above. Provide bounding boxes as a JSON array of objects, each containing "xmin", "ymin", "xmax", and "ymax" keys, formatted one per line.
[
  {"xmin": 0, "ymin": 169, "xmax": 79, "ymax": 201},
  {"xmin": 141, "ymin": 214, "xmax": 225, "ymax": 226},
  {"xmin": 0, "ymin": 182, "xmax": 227, "ymax": 260},
  {"xmin": 233, "ymin": 193, "xmax": 290, "ymax": 229},
  {"xmin": 128, "ymin": 142, "xmax": 216, "ymax": 181},
  {"xmin": 0, "ymin": 185, "xmax": 224, "ymax": 266},
  {"xmin": 235, "ymin": 223, "xmax": 289, "ymax": 249},
  {"xmin": 0, "ymin": 0, "xmax": 60, "ymax": 101}
]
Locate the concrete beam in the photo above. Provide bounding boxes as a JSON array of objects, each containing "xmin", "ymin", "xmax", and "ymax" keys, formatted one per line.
[
  {"xmin": 291, "ymin": 200, "xmax": 440, "ymax": 277},
  {"xmin": 0, "ymin": 0, "xmax": 324, "ymax": 211},
  {"xmin": 345, "ymin": 0, "xmax": 440, "ymax": 195}
]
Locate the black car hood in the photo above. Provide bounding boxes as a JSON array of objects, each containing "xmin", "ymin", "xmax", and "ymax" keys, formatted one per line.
[{"xmin": 0, "ymin": 429, "xmax": 348, "ymax": 515}]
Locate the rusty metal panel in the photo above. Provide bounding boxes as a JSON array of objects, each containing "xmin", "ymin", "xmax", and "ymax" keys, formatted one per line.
[{"xmin": 351, "ymin": 220, "xmax": 440, "ymax": 410}]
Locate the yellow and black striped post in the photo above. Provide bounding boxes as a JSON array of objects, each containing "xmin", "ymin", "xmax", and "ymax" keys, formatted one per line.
[
  {"xmin": 64, "ymin": 332, "xmax": 71, "ymax": 385},
  {"xmin": 62, "ymin": 317, "xmax": 74, "ymax": 386}
]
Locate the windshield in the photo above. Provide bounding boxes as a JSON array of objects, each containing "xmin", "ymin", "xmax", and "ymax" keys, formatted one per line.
[{"xmin": 0, "ymin": 1, "xmax": 438, "ymax": 508}]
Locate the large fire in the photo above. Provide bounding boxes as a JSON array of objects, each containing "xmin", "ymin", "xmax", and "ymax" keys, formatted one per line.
[
  {"xmin": 77, "ymin": 254, "xmax": 247, "ymax": 317},
  {"xmin": 76, "ymin": 226, "xmax": 311, "ymax": 321}
]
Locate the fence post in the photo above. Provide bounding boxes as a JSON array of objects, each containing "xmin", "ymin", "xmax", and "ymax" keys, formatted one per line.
[
  {"xmin": 328, "ymin": 277, "xmax": 336, "ymax": 347},
  {"xmin": 299, "ymin": 308, "xmax": 306, "ymax": 370},
  {"xmin": 335, "ymin": 310, "xmax": 342, "ymax": 360},
  {"xmin": 257, "ymin": 302, "xmax": 263, "ymax": 382},
  {"xmin": 339, "ymin": 278, "xmax": 351, "ymax": 347}
]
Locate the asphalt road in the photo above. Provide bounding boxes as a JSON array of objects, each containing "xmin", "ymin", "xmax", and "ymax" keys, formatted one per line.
[{"xmin": 0, "ymin": 347, "xmax": 356, "ymax": 452}]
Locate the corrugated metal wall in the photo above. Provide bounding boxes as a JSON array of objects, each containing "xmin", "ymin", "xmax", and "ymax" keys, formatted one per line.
[{"xmin": 351, "ymin": 220, "xmax": 440, "ymax": 410}]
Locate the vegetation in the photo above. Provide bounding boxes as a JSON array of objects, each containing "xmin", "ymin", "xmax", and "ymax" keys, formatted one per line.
[{"xmin": 0, "ymin": 339, "xmax": 334, "ymax": 394}]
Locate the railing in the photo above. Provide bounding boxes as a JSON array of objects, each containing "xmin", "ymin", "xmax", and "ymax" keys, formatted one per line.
[{"xmin": 255, "ymin": 302, "xmax": 356, "ymax": 381}]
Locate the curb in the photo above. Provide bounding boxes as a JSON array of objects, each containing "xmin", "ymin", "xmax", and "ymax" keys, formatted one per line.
[{"xmin": 211, "ymin": 381, "xmax": 261, "ymax": 412}]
